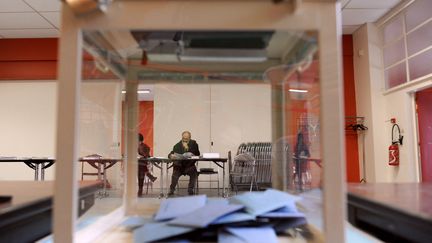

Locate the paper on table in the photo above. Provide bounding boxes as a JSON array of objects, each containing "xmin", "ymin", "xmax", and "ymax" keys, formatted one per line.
[
  {"xmin": 133, "ymin": 222, "xmax": 195, "ymax": 243},
  {"xmin": 258, "ymin": 200, "xmax": 304, "ymax": 218},
  {"xmin": 259, "ymin": 210, "xmax": 305, "ymax": 218},
  {"xmin": 211, "ymin": 212, "xmax": 255, "ymax": 225},
  {"xmin": 229, "ymin": 189, "xmax": 301, "ymax": 216},
  {"xmin": 154, "ymin": 195, "xmax": 207, "ymax": 221},
  {"xmin": 218, "ymin": 227, "xmax": 278, "ymax": 243},
  {"xmin": 119, "ymin": 216, "xmax": 150, "ymax": 230},
  {"xmin": 168, "ymin": 203, "xmax": 244, "ymax": 228}
]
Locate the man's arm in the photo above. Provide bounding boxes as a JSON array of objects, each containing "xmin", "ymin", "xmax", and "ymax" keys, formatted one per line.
[
  {"xmin": 168, "ymin": 142, "xmax": 180, "ymax": 158},
  {"xmin": 191, "ymin": 140, "xmax": 200, "ymax": 156}
]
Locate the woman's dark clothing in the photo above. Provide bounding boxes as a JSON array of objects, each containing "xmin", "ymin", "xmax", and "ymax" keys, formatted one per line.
[{"xmin": 138, "ymin": 142, "xmax": 156, "ymax": 196}]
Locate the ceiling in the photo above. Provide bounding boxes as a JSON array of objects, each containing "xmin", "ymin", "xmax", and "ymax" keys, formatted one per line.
[
  {"xmin": 341, "ymin": 0, "xmax": 403, "ymax": 34},
  {"xmin": 0, "ymin": 0, "xmax": 60, "ymax": 38},
  {"xmin": 0, "ymin": 0, "xmax": 402, "ymax": 38}
]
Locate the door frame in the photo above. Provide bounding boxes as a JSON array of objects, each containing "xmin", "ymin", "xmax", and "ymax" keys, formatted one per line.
[{"xmin": 414, "ymin": 85, "xmax": 432, "ymax": 182}]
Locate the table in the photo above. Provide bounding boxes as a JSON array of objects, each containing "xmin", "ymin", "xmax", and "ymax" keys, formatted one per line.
[
  {"xmin": 0, "ymin": 180, "xmax": 101, "ymax": 243},
  {"xmin": 0, "ymin": 157, "xmax": 55, "ymax": 181},
  {"xmin": 79, "ymin": 158, "xmax": 122, "ymax": 197},
  {"xmin": 139, "ymin": 157, "xmax": 228, "ymax": 198},
  {"xmin": 348, "ymin": 183, "xmax": 432, "ymax": 242}
]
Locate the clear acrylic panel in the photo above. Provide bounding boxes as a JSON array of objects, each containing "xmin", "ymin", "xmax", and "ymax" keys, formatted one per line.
[
  {"xmin": 405, "ymin": 0, "xmax": 432, "ymax": 32},
  {"xmin": 383, "ymin": 16, "xmax": 404, "ymax": 45},
  {"xmin": 385, "ymin": 62, "xmax": 407, "ymax": 89},
  {"xmin": 383, "ymin": 38, "xmax": 406, "ymax": 68},
  {"xmin": 406, "ymin": 20, "xmax": 432, "ymax": 56},
  {"xmin": 409, "ymin": 48, "xmax": 432, "ymax": 81},
  {"xmin": 76, "ymin": 48, "xmax": 125, "ymax": 227},
  {"xmin": 77, "ymin": 29, "xmax": 324, "ymax": 239}
]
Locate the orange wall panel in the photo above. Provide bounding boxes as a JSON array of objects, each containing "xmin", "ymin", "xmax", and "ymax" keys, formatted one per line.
[
  {"xmin": 0, "ymin": 38, "xmax": 58, "ymax": 61},
  {"xmin": 139, "ymin": 101, "xmax": 154, "ymax": 154},
  {"xmin": 0, "ymin": 38, "xmax": 102, "ymax": 80},
  {"xmin": 343, "ymin": 35, "xmax": 360, "ymax": 182},
  {"xmin": 0, "ymin": 61, "xmax": 57, "ymax": 80}
]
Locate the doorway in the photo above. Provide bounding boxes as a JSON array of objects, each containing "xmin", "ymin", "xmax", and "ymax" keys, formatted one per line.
[{"xmin": 416, "ymin": 87, "xmax": 432, "ymax": 182}]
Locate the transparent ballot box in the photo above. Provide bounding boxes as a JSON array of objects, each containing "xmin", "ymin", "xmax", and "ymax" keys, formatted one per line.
[{"xmin": 54, "ymin": 1, "xmax": 345, "ymax": 242}]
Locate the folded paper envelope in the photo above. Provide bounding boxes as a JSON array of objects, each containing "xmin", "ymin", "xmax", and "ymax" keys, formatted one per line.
[{"xmin": 154, "ymin": 195, "xmax": 207, "ymax": 221}]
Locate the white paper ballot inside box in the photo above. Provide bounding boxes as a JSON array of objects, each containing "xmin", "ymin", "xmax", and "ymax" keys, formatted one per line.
[{"xmin": 202, "ymin": 153, "xmax": 220, "ymax": 158}]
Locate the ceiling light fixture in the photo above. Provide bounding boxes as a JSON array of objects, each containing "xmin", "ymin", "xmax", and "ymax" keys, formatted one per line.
[
  {"xmin": 122, "ymin": 89, "xmax": 151, "ymax": 94},
  {"xmin": 137, "ymin": 89, "xmax": 151, "ymax": 94},
  {"xmin": 178, "ymin": 48, "xmax": 268, "ymax": 63},
  {"xmin": 64, "ymin": 0, "xmax": 110, "ymax": 15},
  {"xmin": 289, "ymin": 88, "xmax": 308, "ymax": 93},
  {"xmin": 178, "ymin": 56, "xmax": 267, "ymax": 63}
]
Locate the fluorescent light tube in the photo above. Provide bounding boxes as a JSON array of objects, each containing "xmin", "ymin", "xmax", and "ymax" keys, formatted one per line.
[
  {"xmin": 289, "ymin": 88, "xmax": 308, "ymax": 93},
  {"xmin": 122, "ymin": 89, "xmax": 151, "ymax": 94},
  {"xmin": 137, "ymin": 90, "xmax": 151, "ymax": 94},
  {"xmin": 178, "ymin": 55, "xmax": 267, "ymax": 63}
]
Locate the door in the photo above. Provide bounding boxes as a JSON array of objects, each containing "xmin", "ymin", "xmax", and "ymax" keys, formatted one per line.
[{"xmin": 416, "ymin": 87, "xmax": 432, "ymax": 182}]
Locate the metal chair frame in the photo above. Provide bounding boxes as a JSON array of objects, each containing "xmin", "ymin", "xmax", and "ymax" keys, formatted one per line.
[{"xmin": 229, "ymin": 152, "xmax": 259, "ymax": 194}]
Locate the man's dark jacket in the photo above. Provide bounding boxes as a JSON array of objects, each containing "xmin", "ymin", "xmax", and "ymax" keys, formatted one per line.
[{"xmin": 169, "ymin": 140, "xmax": 200, "ymax": 170}]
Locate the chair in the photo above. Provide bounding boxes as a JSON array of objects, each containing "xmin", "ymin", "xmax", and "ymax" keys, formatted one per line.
[
  {"xmin": 142, "ymin": 163, "xmax": 155, "ymax": 195},
  {"xmin": 229, "ymin": 152, "xmax": 258, "ymax": 194},
  {"xmin": 81, "ymin": 154, "xmax": 105, "ymax": 182},
  {"xmin": 196, "ymin": 165, "xmax": 219, "ymax": 195},
  {"xmin": 176, "ymin": 168, "xmax": 219, "ymax": 195}
]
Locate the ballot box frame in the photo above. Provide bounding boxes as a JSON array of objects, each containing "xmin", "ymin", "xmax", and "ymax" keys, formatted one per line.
[{"xmin": 54, "ymin": 1, "xmax": 345, "ymax": 242}]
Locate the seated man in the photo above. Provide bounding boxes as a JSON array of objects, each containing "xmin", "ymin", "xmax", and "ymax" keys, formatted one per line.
[
  {"xmin": 168, "ymin": 131, "xmax": 200, "ymax": 196},
  {"xmin": 138, "ymin": 133, "xmax": 157, "ymax": 197}
]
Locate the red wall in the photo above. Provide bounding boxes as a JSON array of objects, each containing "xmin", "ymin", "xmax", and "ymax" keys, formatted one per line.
[
  {"xmin": 343, "ymin": 35, "xmax": 360, "ymax": 182},
  {"xmin": 0, "ymin": 38, "xmax": 116, "ymax": 80},
  {"xmin": 139, "ymin": 101, "xmax": 154, "ymax": 154},
  {"xmin": 0, "ymin": 39, "xmax": 57, "ymax": 79}
]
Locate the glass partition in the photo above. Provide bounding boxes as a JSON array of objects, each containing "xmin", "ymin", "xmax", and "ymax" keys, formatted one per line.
[
  {"xmin": 75, "ymin": 47, "xmax": 125, "ymax": 228},
  {"xmin": 77, "ymin": 29, "xmax": 324, "ymax": 237}
]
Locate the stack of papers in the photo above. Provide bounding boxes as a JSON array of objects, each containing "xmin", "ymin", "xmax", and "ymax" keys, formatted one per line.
[
  {"xmin": 219, "ymin": 226, "xmax": 278, "ymax": 243},
  {"xmin": 154, "ymin": 195, "xmax": 206, "ymax": 221},
  {"xmin": 130, "ymin": 189, "xmax": 307, "ymax": 243}
]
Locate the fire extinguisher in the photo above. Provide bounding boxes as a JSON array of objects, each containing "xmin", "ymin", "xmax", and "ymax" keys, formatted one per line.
[{"xmin": 389, "ymin": 123, "xmax": 403, "ymax": 166}]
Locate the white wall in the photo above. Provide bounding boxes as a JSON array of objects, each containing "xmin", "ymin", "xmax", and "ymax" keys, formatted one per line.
[
  {"xmin": 0, "ymin": 81, "xmax": 123, "ymax": 187},
  {"xmin": 0, "ymin": 82, "xmax": 57, "ymax": 180},
  {"xmin": 153, "ymin": 82, "xmax": 271, "ymax": 188},
  {"xmin": 353, "ymin": 23, "xmax": 430, "ymax": 183},
  {"xmin": 79, "ymin": 81, "xmax": 123, "ymax": 188},
  {"xmin": 210, "ymin": 84, "xmax": 272, "ymax": 155},
  {"xmin": 153, "ymin": 83, "xmax": 212, "ymax": 157}
]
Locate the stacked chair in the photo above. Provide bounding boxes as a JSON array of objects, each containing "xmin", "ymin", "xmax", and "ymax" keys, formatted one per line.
[{"xmin": 230, "ymin": 142, "xmax": 292, "ymax": 193}]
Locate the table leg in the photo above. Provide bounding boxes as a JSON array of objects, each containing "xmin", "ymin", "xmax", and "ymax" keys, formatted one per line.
[
  {"xmin": 97, "ymin": 163, "xmax": 102, "ymax": 180},
  {"xmin": 41, "ymin": 162, "xmax": 45, "ymax": 181},
  {"xmin": 166, "ymin": 163, "xmax": 169, "ymax": 198},
  {"xmin": 102, "ymin": 163, "xmax": 108, "ymax": 197},
  {"xmin": 222, "ymin": 163, "xmax": 226, "ymax": 197},
  {"xmin": 159, "ymin": 162, "xmax": 164, "ymax": 198},
  {"xmin": 34, "ymin": 163, "xmax": 39, "ymax": 181}
]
